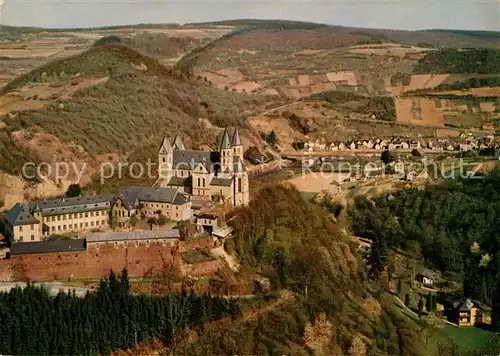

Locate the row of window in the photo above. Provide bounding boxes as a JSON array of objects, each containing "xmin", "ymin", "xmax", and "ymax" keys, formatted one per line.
[
  {"xmin": 50, "ymin": 220, "xmax": 107, "ymax": 233},
  {"xmin": 43, "ymin": 210, "xmax": 107, "ymax": 223},
  {"xmin": 197, "ymin": 178, "xmax": 206, "ymax": 187},
  {"xmin": 17, "ymin": 235, "xmax": 37, "ymax": 242},
  {"xmin": 18, "ymin": 224, "xmax": 35, "ymax": 232}
]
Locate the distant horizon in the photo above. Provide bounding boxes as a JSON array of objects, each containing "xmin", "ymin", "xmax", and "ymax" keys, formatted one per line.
[
  {"xmin": 2, "ymin": 18, "xmax": 500, "ymax": 34},
  {"xmin": 1, "ymin": 1, "xmax": 499, "ymax": 32}
]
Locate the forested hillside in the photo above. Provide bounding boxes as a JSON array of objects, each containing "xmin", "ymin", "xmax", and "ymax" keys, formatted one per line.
[
  {"xmin": 350, "ymin": 169, "xmax": 500, "ymax": 329},
  {"xmin": 413, "ymin": 49, "xmax": 500, "ymax": 74},
  {"xmin": 174, "ymin": 185, "xmax": 427, "ymax": 355},
  {"xmin": 0, "ymin": 270, "xmax": 241, "ymax": 355}
]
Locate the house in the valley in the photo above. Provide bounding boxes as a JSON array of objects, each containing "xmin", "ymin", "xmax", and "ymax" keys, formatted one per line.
[
  {"xmin": 406, "ymin": 167, "xmax": 430, "ymax": 182},
  {"xmin": 388, "ymin": 139, "xmax": 401, "ymax": 150},
  {"xmin": 459, "ymin": 142, "xmax": 473, "ymax": 151},
  {"xmin": 408, "ymin": 139, "xmax": 421, "ymax": 149},
  {"xmin": 326, "ymin": 180, "xmax": 342, "ymax": 195},
  {"xmin": 448, "ymin": 298, "xmax": 491, "ymax": 327},
  {"xmin": 416, "ymin": 268, "xmax": 437, "ymax": 285},
  {"xmin": 380, "ymin": 139, "xmax": 390, "ymax": 149}
]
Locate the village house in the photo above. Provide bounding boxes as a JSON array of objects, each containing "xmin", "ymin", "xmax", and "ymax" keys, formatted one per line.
[
  {"xmin": 482, "ymin": 122, "xmax": 494, "ymax": 131},
  {"xmin": 449, "ymin": 299, "xmax": 491, "ymax": 327},
  {"xmin": 196, "ymin": 213, "xmax": 219, "ymax": 234},
  {"xmin": 408, "ymin": 139, "xmax": 421, "ymax": 149},
  {"xmin": 112, "ymin": 186, "xmax": 192, "ymax": 227},
  {"xmin": 158, "ymin": 127, "xmax": 249, "ymax": 207},
  {"xmin": 326, "ymin": 180, "xmax": 342, "ymax": 195},
  {"xmin": 406, "ymin": 167, "xmax": 430, "ymax": 182},
  {"xmin": 388, "ymin": 139, "xmax": 401, "ymax": 150},
  {"xmin": 380, "ymin": 139, "xmax": 390, "ymax": 149},
  {"xmin": 3, "ymin": 195, "xmax": 114, "ymax": 243}
]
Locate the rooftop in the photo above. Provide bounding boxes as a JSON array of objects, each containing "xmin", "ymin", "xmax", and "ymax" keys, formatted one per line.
[
  {"xmin": 117, "ymin": 186, "xmax": 190, "ymax": 209},
  {"xmin": 10, "ymin": 239, "xmax": 86, "ymax": 255},
  {"xmin": 4, "ymin": 195, "xmax": 114, "ymax": 226}
]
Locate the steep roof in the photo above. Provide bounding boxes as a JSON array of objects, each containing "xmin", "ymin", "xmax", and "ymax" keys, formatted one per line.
[
  {"xmin": 220, "ymin": 128, "xmax": 231, "ymax": 150},
  {"xmin": 10, "ymin": 240, "xmax": 86, "ymax": 255},
  {"xmin": 117, "ymin": 186, "xmax": 189, "ymax": 209},
  {"xmin": 172, "ymin": 135, "xmax": 186, "ymax": 151},
  {"xmin": 459, "ymin": 298, "xmax": 475, "ymax": 312},
  {"xmin": 159, "ymin": 136, "xmax": 173, "ymax": 154},
  {"xmin": 231, "ymin": 126, "xmax": 242, "ymax": 146},
  {"xmin": 420, "ymin": 268, "xmax": 437, "ymax": 280},
  {"xmin": 4, "ymin": 203, "xmax": 39, "ymax": 226}
]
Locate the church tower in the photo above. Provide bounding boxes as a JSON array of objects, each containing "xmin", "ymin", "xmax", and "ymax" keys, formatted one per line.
[
  {"xmin": 158, "ymin": 136, "xmax": 173, "ymax": 182},
  {"xmin": 231, "ymin": 126, "xmax": 243, "ymax": 162},
  {"xmin": 233, "ymin": 157, "xmax": 249, "ymax": 206},
  {"xmin": 220, "ymin": 128, "xmax": 233, "ymax": 173}
]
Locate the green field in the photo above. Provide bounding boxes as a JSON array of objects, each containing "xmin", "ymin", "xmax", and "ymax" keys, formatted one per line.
[{"xmin": 431, "ymin": 325, "xmax": 500, "ymax": 354}]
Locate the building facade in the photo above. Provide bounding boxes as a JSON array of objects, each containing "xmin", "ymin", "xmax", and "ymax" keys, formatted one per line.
[
  {"xmin": 4, "ymin": 195, "xmax": 113, "ymax": 243},
  {"xmin": 111, "ymin": 186, "xmax": 192, "ymax": 227},
  {"xmin": 158, "ymin": 127, "xmax": 250, "ymax": 207}
]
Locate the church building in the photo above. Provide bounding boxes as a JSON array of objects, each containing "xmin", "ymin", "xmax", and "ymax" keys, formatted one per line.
[{"xmin": 157, "ymin": 127, "xmax": 250, "ymax": 207}]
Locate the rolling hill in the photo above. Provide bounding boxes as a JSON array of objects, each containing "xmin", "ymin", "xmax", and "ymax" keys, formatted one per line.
[{"xmin": 0, "ymin": 44, "xmax": 283, "ymax": 208}]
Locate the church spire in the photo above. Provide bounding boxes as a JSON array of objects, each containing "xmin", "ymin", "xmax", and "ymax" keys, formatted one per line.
[
  {"xmin": 231, "ymin": 126, "xmax": 242, "ymax": 147},
  {"xmin": 220, "ymin": 128, "xmax": 231, "ymax": 150}
]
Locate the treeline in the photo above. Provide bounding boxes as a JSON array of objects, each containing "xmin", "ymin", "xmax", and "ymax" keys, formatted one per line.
[
  {"xmin": 413, "ymin": 48, "xmax": 500, "ymax": 74},
  {"xmin": 434, "ymin": 77, "xmax": 500, "ymax": 91},
  {"xmin": 349, "ymin": 168, "xmax": 500, "ymax": 329},
  {"xmin": 0, "ymin": 269, "xmax": 241, "ymax": 355},
  {"xmin": 305, "ymin": 90, "xmax": 396, "ymax": 121}
]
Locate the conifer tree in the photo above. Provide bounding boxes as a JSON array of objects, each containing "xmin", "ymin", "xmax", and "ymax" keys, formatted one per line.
[
  {"xmin": 425, "ymin": 293, "xmax": 433, "ymax": 313},
  {"xmin": 418, "ymin": 297, "xmax": 424, "ymax": 317},
  {"xmin": 404, "ymin": 294, "xmax": 411, "ymax": 308},
  {"xmin": 120, "ymin": 268, "xmax": 130, "ymax": 294}
]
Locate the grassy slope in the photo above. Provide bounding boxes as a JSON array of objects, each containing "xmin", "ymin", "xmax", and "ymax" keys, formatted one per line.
[{"xmin": 429, "ymin": 326, "xmax": 500, "ymax": 354}]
